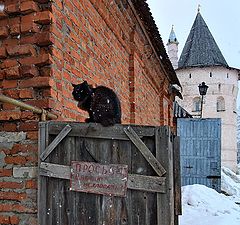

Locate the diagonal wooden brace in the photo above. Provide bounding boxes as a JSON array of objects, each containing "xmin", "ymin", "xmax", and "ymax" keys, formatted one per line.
[
  {"xmin": 124, "ymin": 126, "xmax": 166, "ymax": 176},
  {"xmin": 40, "ymin": 124, "xmax": 72, "ymax": 161}
]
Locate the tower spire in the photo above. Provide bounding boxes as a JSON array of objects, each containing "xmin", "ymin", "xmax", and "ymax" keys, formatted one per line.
[
  {"xmin": 178, "ymin": 11, "xmax": 228, "ymax": 69},
  {"xmin": 198, "ymin": 4, "xmax": 201, "ymax": 13},
  {"xmin": 167, "ymin": 25, "xmax": 179, "ymax": 69}
]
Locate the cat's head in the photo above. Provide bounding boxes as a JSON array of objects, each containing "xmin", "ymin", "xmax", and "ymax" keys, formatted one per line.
[{"xmin": 72, "ymin": 81, "xmax": 93, "ymax": 102}]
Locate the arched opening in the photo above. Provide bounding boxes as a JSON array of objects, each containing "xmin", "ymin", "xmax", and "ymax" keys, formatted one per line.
[
  {"xmin": 217, "ymin": 96, "xmax": 225, "ymax": 112},
  {"xmin": 192, "ymin": 97, "xmax": 201, "ymax": 112}
]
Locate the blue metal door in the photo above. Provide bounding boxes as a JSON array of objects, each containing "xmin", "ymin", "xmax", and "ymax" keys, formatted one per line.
[{"xmin": 177, "ymin": 118, "xmax": 221, "ymax": 192}]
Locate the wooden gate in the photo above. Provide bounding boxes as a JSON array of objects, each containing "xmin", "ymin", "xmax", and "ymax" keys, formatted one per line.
[
  {"xmin": 38, "ymin": 121, "xmax": 181, "ymax": 225},
  {"xmin": 177, "ymin": 118, "xmax": 221, "ymax": 192}
]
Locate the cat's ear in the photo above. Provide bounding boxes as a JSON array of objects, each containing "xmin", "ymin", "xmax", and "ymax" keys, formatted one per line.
[{"xmin": 72, "ymin": 83, "xmax": 77, "ymax": 87}]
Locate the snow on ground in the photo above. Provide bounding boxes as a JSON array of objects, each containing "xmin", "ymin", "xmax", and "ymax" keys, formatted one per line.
[{"xmin": 180, "ymin": 165, "xmax": 240, "ymax": 225}]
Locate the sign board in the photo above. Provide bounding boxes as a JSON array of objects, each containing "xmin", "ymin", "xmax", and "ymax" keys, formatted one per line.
[{"xmin": 70, "ymin": 161, "xmax": 128, "ymax": 197}]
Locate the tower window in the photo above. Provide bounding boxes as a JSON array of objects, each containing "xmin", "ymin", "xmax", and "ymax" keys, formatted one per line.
[
  {"xmin": 217, "ymin": 96, "xmax": 225, "ymax": 112},
  {"xmin": 218, "ymin": 84, "xmax": 221, "ymax": 92},
  {"xmin": 210, "ymin": 72, "xmax": 212, "ymax": 77},
  {"xmin": 189, "ymin": 73, "xmax": 191, "ymax": 78},
  {"xmin": 192, "ymin": 97, "xmax": 201, "ymax": 112},
  {"xmin": 227, "ymin": 73, "xmax": 229, "ymax": 78}
]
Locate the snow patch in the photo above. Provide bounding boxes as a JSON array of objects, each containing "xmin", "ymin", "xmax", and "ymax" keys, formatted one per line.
[{"xmin": 180, "ymin": 168, "xmax": 240, "ymax": 225}]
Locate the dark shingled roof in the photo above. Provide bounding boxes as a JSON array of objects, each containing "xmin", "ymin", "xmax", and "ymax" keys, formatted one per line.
[
  {"xmin": 178, "ymin": 12, "xmax": 228, "ymax": 69},
  {"xmin": 132, "ymin": 0, "xmax": 181, "ymax": 86}
]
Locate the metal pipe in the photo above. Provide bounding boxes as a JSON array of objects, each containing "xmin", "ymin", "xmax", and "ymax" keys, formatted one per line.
[
  {"xmin": 0, "ymin": 94, "xmax": 58, "ymax": 120},
  {"xmin": 200, "ymin": 95, "xmax": 204, "ymax": 118}
]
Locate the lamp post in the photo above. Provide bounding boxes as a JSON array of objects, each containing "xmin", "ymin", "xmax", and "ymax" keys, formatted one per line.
[{"xmin": 198, "ymin": 82, "xmax": 208, "ymax": 118}]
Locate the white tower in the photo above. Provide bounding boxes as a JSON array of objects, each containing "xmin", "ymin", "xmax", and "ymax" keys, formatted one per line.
[
  {"xmin": 176, "ymin": 11, "xmax": 240, "ymax": 171},
  {"xmin": 167, "ymin": 25, "xmax": 179, "ymax": 69}
]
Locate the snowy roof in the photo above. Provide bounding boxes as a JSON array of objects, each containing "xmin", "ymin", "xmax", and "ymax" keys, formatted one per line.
[
  {"xmin": 178, "ymin": 12, "xmax": 228, "ymax": 69},
  {"xmin": 133, "ymin": 0, "xmax": 181, "ymax": 86}
]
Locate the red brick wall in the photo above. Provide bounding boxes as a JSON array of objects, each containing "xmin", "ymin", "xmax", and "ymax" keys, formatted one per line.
[{"xmin": 0, "ymin": 0, "xmax": 176, "ymax": 223}]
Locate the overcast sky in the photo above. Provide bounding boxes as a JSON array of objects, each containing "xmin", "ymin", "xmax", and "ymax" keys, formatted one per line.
[{"xmin": 147, "ymin": 0, "xmax": 240, "ymax": 69}]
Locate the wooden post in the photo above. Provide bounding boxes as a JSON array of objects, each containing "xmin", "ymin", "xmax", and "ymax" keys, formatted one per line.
[
  {"xmin": 173, "ymin": 136, "xmax": 181, "ymax": 225},
  {"xmin": 156, "ymin": 127, "xmax": 175, "ymax": 225},
  {"xmin": 38, "ymin": 122, "xmax": 49, "ymax": 225}
]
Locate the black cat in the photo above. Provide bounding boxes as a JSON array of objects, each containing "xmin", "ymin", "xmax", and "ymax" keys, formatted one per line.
[{"xmin": 72, "ymin": 81, "xmax": 121, "ymax": 126}]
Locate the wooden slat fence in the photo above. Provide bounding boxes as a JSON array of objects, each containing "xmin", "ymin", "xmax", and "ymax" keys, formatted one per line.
[{"xmin": 38, "ymin": 121, "xmax": 181, "ymax": 225}]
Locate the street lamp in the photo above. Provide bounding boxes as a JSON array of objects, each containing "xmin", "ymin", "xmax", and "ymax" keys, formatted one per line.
[{"xmin": 198, "ymin": 82, "xmax": 208, "ymax": 118}]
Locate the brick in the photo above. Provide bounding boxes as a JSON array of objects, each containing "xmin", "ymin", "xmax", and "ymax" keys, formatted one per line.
[
  {"xmin": 5, "ymin": 3, "xmax": 20, "ymax": 14},
  {"xmin": 19, "ymin": 121, "xmax": 38, "ymax": 131},
  {"xmin": 2, "ymin": 38, "xmax": 19, "ymax": 47},
  {"xmin": 18, "ymin": 76, "xmax": 53, "ymax": 88},
  {"xmin": 36, "ymin": 32, "xmax": 54, "ymax": 46},
  {"xmin": 5, "ymin": 156, "xmax": 27, "ymax": 165},
  {"xmin": 25, "ymin": 98, "xmax": 52, "ymax": 109},
  {"xmin": 4, "ymin": 66, "xmax": 21, "ymax": 79},
  {"xmin": 6, "ymin": 44, "xmax": 36, "ymax": 57},
  {"xmin": 0, "ymin": 47, "xmax": 7, "ymax": 58},
  {"xmin": 2, "ymin": 89, "xmax": 20, "ymax": 98},
  {"xmin": 0, "ymin": 169, "xmax": 12, "ymax": 177},
  {"xmin": 20, "ymin": 111, "xmax": 39, "ymax": 121},
  {"xmin": 25, "ymin": 179, "xmax": 37, "ymax": 189},
  {"xmin": 18, "ymin": 53, "xmax": 53, "ymax": 66},
  {"xmin": 20, "ymin": 1, "xmax": 39, "ymax": 14},
  {"xmin": 20, "ymin": 31, "xmax": 54, "ymax": 46},
  {"xmin": 13, "ymin": 166, "xmax": 37, "ymax": 178},
  {"xmin": 11, "ymin": 143, "xmax": 37, "ymax": 154},
  {"xmin": 20, "ymin": 65, "xmax": 39, "ymax": 78},
  {"xmin": 2, "ymin": 79, "xmax": 18, "ymax": 88},
  {"xmin": 26, "ymin": 131, "xmax": 38, "ymax": 140},
  {"xmin": 2, "ymin": 123, "xmax": 17, "ymax": 132},
  {"xmin": 0, "ymin": 26, "xmax": 8, "ymax": 38},
  {"xmin": 0, "ymin": 111, "xmax": 21, "ymax": 121},
  {"xmin": 0, "ymin": 204, "xmax": 36, "ymax": 213},
  {"xmin": 0, "ymin": 215, "xmax": 20, "ymax": 225},
  {"xmin": 9, "ymin": 17, "xmax": 21, "ymax": 35},
  {"xmin": 0, "ymin": 191, "xmax": 27, "ymax": 201},
  {"xmin": 10, "ymin": 24, "xmax": 21, "ymax": 36},
  {"xmin": 0, "ymin": 181, "xmax": 24, "ymax": 189},
  {"xmin": 0, "ymin": 59, "xmax": 19, "ymax": 69},
  {"xmin": 10, "ymin": 215, "xmax": 20, "ymax": 225},
  {"xmin": 35, "ymin": 11, "xmax": 53, "ymax": 25},
  {"xmin": 19, "ymin": 88, "xmax": 34, "ymax": 98},
  {"xmin": 21, "ymin": 21, "xmax": 40, "ymax": 34},
  {"xmin": 0, "ymin": 215, "xmax": 10, "ymax": 224}
]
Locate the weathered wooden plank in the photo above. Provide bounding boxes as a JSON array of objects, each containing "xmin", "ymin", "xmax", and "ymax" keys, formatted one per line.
[
  {"xmin": 156, "ymin": 127, "xmax": 175, "ymax": 225},
  {"xmin": 40, "ymin": 124, "xmax": 72, "ymax": 161},
  {"xmin": 115, "ymin": 140, "xmax": 132, "ymax": 225},
  {"xmin": 38, "ymin": 122, "xmax": 48, "ymax": 225},
  {"xmin": 39, "ymin": 162, "xmax": 166, "ymax": 193},
  {"xmin": 47, "ymin": 121, "xmax": 155, "ymax": 140},
  {"xmin": 130, "ymin": 132, "xmax": 158, "ymax": 225},
  {"xmin": 173, "ymin": 136, "xmax": 182, "ymax": 220},
  {"xmin": 40, "ymin": 162, "xmax": 70, "ymax": 180},
  {"xmin": 60, "ymin": 136, "xmax": 76, "ymax": 225},
  {"xmin": 124, "ymin": 126, "xmax": 166, "ymax": 176},
  {"xmin": 128, "ymin": 174, "xmax": 166, "ymax": 193}
]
